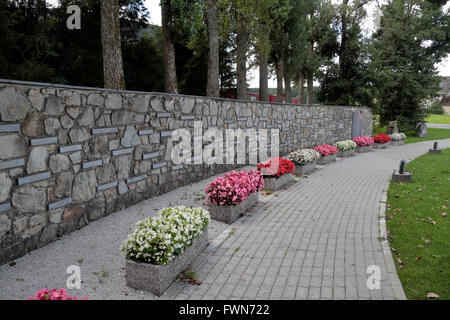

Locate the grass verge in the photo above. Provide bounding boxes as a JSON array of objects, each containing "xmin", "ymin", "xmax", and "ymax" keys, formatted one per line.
[
  {"xmin": 386, "ymin": 149, "xmax": 449, "ymax": 300},
  {"xmin": 426, "ymin": 114, "xmax": 450, "ymax": 125},
  {"xmin": 404, "ymin": 128, "xmax": 450, "ymax": 144}
]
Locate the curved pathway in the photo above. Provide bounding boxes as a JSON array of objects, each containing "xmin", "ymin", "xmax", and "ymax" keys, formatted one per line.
[{"xmin": 1, "ymin": 139, "xmax": 449, "ymax": 300}]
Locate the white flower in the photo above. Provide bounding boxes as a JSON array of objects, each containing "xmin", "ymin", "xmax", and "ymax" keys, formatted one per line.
[
  {"xmin": 121, "ymin": 206, "xmax": 210, "ymax": 266},
  {"xmin": 334, "ymin": 140, "xmax": 357, "ymax": 151},
  {"xmin": 389, "ymin": 133, "xmax": 406, "ymax": 141},
  {"xmin": 288, "ymin": 149, "xmax": 321, "ymax": 165}
]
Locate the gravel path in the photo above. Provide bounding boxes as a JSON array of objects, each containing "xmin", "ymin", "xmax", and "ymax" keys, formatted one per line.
[{"xmin": 1, "ymin": 139, "xmax": 449, "ymax": 300}]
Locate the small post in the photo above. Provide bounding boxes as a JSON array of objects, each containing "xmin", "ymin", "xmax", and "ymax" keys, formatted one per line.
[
  {"xmin": 399, "ymin": 160, "xmax": 406, "ymax": 175},
  {"xmin": 429, "ymin": 142, "xmax": 442, "ymax": 154}
]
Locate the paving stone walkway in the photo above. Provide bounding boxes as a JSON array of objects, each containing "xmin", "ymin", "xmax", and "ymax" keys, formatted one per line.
[{"xmin": 1, "ymin": 139, "xmax": 449, "ymax": 300}]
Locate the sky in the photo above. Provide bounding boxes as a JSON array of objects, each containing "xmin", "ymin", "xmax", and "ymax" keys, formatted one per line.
[{"xmin": 51, "ymin": 0, "xmax": 450, "ymax": 87}]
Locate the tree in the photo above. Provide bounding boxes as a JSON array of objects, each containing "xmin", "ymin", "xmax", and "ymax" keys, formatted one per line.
[
  {"xmin": 100, "ymin": 0, "xmax": 126, "ymax": 90},
  {"xmin": 161, "ymin": 0, "xmax": 178, "ymax": 93},
  {"xmin": 206, "ymin": 0, "xmax": 220, "ymax": 97},
  {"xmin": 371, "ymin": 0, "xmax": 449, "ymax": 132},
  {"xmin": 318, "ymin": 0, "xmax": 372, "ymax": 106}
]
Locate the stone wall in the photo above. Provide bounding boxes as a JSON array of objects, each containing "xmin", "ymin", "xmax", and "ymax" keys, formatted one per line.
[{"xmin": 0, "ymin": 80, "xmax": 372, "ymax": 264}]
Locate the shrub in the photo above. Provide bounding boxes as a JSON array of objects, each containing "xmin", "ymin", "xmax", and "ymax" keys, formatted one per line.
[
  {"xmin": 257, "ymin": 157, "xmax": 295, "ymax": 178},
  {"xmin": 334, "ymin": 140, "xmax": 357, "ymax": 151},
  {"xmin": 353, "ymin": 136, "xmax": 375, "ymax": 147},
  {"xmin": 389, "ymin": 133, "xmax": 406, "ymax": 141},
  {"xmin": 121, "ymin": 206, "xmax": 210, "ymax": 266},
  {"xmin": 373, "ymin": 134, "xmax": 392, "ymax": 144},
  {"xmin": 205, "ymin": 170, "xmax": 264, "ymax": 206},
  {"xmin": 28, "ymin": 288, "xmax": 87, "ymax": 300},
  {"xmin": 314, "ymin": 144, "xmax": 338, "ymax": 157},
  {"xmin": 288, "ymin": 149, "xmax": 321, "ymax": 165}
]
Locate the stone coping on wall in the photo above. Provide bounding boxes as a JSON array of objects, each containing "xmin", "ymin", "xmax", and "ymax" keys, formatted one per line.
[{"xmin": 0, "ymin": 78, "xmax": 364, "ymax": 109}]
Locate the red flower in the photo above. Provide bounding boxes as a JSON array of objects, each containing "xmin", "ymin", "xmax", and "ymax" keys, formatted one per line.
[
  {"xmin": 257, "ymin": 157, "xmax": 295, "ymax": 178},
  {"xmin": 372, "ymin": 134, "xmax": 392, "ymax": 144}
]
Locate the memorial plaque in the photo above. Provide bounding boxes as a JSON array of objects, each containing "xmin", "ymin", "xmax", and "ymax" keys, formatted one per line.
[
  {"xmin": 30, "ymin": 137, "xmax": 57, "ymax": 146},
  {"xmin": 0, "ymin": 124, "xmax": 20, "ymax": 133},
  {"xmin": 0, "ymin": 202, "xmax": 11, "ymax": 213},
  {"xmin": 181, "ymin": 115, "xmax": 196, "ymax": 121},
  {"xmin": 157, "ymin": 113, "xmax": 172, "ymax": 118},
  {"xmin": 153, "ymin": 162, "xmax": 167, "ymax": 169},
  {"xmin": 351, "ymin": 110, "xmax": 363, "ymax": 139},
  {"xmin": 112, "ymin": 148, "xmax": 133, "ymax": 156},
  {"xmin": 172, "ymin": 165, "xmax": 184, "ymax": 171},
  {"xmin": 161, "ymin": 131, "xmax": 174, "ymax": 137},
  {"xmin": 59, "ymin": 144, "xmax": 82, "ymax": 153},
  {"xmin": 92, "ymin": 128, "xmax": 118, "ymax": 135},
  {"xmin": 0, "ymin": 158, "xmax": 25, "ymax": 170},
  {"xmin": 18, "ymin": 172, "xmax": 51, "ymax": 185},
  {"xmin": 97, "ymin": 181, "xmax": 118, "ymax": 192},
  {"xmin": 83, "ymin": 160, "xmax": 103, "ymax": 169},
  {"xmin": 143, "ymin": 152, "xmax": 159, "ymax": 160},
  {"xmin": 126, "ymin": 175, "xmax": 148, "ymax": 184},
  {"xmin": 139, "ymin": 129, "xmax": 154, "ymax": 136},
  {"xmin": 48, "ymin": 198, "xmax": 72, "ymax": 210}
]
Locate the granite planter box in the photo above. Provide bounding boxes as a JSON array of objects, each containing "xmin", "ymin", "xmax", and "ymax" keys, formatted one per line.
[
  {"xmin": 355, "ymin": 146, "xmax": 372, "ymax": 153},
  {"xmin": 294, "ymin": 162, "xmax": 317, "ymax": 175},
  {"xmin": 263, "ymin": 173, "xmax": 293, "ymax": 192},
  {"xmin": 373, "ymin": 143, "xmax": 389, "ymax": 149},
  {"xmin": 316, "ymin": 154, "xmax": 336, "ymax": 165},
  {"xmin": 337, "ymin": 149, "xmax": 355, "ymax": 158},
  {"xmin": 208, "ymin": 192, "xmax": 259, "ymax": 224},
  {"xmin": 125, "ymin": 229, "xmax": 208, "ymax": 296},
  {"xmin": 389, "ymin": 140, "xmax": 404, "ymax": 146}
]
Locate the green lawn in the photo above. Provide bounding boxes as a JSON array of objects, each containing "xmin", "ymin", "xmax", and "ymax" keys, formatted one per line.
[
  {"xmin": 386, "ymin": 149, "xmax": 450, "ymax": 300},
  {"xmin": 404, "ymin": 128, "xmax": 450, "ymax": 144},
  {"xmin": 426, "ymin": 114, "xmax": 450, "ymax": 125}
]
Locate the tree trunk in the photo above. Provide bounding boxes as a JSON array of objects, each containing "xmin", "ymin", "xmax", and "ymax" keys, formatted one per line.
[
  {"xmin": 206, "ymin": 0, "xmax": 219, "ymax": 97},
  {"xmin": 161, "ymin": 0, "xmax": 178, "ymax": 94},
  {"xmin": 276, "ymin": 57, "xmax": 284, "ymax": 102},
  {"xmin": 298, "ymin": 70, "xmax": 305, "ymax": 104},
  {"xmin": 284, "ymin": 64, "xmax": 291, "ymax": 104},
  {"xmin": 259, "ymin": 47, "xmax": 269, "ymax": 102},
  {"xmin": 236, "ymin": 13, "xmax": 247, "ymax": 100},
  {"xmin": 100, "ymin": 0, "xmax": 125, "ymax": 90},
  {"xmin": 307, "ymin": 77, "xmax": 313, "ymax": 104}
]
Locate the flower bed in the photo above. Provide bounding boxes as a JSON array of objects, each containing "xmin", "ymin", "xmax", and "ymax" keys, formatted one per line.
[
  {"xmin": 122, "ymin": 206, "xmax": 210, "ymax": 296},
  {"xmin": 334, "ymin": 140, "xmax": 357, "ymax": 158},
  {"xmin": 288, "ymin": 149, "xmax": 320, "ymax": 175},
  {"xmin": 205, "ymin": 170, "xmax": 264, "ymax": 223},
  {"xmin": 28, "ymin": 288, "xmax": 87, "ymax": 300},
  {"xmin": 389, "ymin": 133, "xmax": 406, "ymax": 146},
  {"xmin": 314, "ymin": 144, "xmax": 338, "ymax": 165},
  {"xmin": 257, "ymin": 157, "xmax": 294, "ymax": 192},
  {"xmin": 372, "ymin": 134, "xmax": 392, "ymax": 149},
  {"xmin": 353, "ymin": 136, "xmax": 374, "ymax": 153}
]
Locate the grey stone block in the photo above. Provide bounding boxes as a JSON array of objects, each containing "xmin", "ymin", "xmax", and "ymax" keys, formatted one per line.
[
  {"xmin": 208, "ymin": 192, "xmax": 259, "ymax": 224},
  {"xmin": 337, "ymin": 149, "xmax": 355, "ymax": 158},
  {"xmin": 392, "ymin": 171, "xmax": 412, "ymax": 183},
  {"xmin": 263, "ymin": 173, "xmax": 293, "ymax": 192},
  {"xmin": 372, "ymin": 143, "xmax": 388, "ymax": 149},
  {"xmin": 316, "ymin": 154, "xmax": 336, "ymax": 165},
  {"xmin": 125, "ymin": 229, "xmax": 208, "ymax": 296},
  {"xmin": 389, "ymin": 140, "xmax": 404, "ymax": 147},
  {"xmin": 355, "ymin": 146, "xmax": 372, "ymax": 153},
  {"xmin": 294, "ymin": 162, "xmax": 316, "ymax": 176}
]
